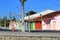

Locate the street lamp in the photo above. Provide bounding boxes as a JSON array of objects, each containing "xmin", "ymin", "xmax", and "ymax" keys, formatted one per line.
[{"xmin": 19, "ymin": 0, "xmax": 26, "ymax": 32}]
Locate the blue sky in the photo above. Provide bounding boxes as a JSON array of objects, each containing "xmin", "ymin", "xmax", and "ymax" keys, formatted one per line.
[{"xmin": 0, "ymin": 0, "xmax": 60, "ymax": 19}]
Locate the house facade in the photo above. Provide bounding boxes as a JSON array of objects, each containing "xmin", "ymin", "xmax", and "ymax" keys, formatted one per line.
[
  {"xmin": 9, "ymin": 20, "xmax": 21, "ymax": 30},
  {"xmin": 9, "ymin": 10, "xmax": 60, "ymax": 31},
  {"xmin": 9, "ymin": 21, "xmax": 16, "ymax": 29},
  {"xmin": 41, "ymin": 11, "xmax": 60, "ymax": 30},
  {"xmin": 25, "ymin": 10, "xmax": 60, "ymax": 30},
  {"xmin": 51, "ymin": 14, "xmax": 60, "ymax": 30}
]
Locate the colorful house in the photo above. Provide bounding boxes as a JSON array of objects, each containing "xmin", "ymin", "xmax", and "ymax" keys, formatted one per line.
[
  {"xmin": 9, "ymin": 20, "xmax": 21, "ymax": 30},
  {"xmin": 24, "ymin": 10, "xmax": 56, "ymax": 30},
  {"xmin": 35, "ymin": 11, "xmax": 60, "ymax": 30},
  {"xmin": 9, "ymin": 10, "xmax": 60, "ymax": 31},
  {"xmin": 24, "ymin": 10, "xmax": 60, "ymax": 30}
]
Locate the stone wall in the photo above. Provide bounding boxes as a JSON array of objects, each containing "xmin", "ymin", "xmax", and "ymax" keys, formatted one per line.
[
  {"xmin": 0, "ymin": 31, "xmax": 60, "ymax": 40},
  {"xmin": 0, "ymin": 35, "xmax": 60, "ymax": 40}
]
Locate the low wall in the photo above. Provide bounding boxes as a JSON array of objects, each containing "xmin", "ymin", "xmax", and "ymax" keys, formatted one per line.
[
  {"xmin": 0, "ymin": 35, "xmax": 60, "ymax": 40},
  {"xmin": 0, "ymin": 30, "xmax": 60, "ymax": 40}
]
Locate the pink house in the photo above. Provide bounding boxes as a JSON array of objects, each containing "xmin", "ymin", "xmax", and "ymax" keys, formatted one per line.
[
  {"xmin": 42, "ymin": 11, "xmax": 60, "ymax": 30},
  {"xmin": 50, "ymin": 15, "xmax": 60, "ymax": 30},
  {"xmin": 9, "ymin": 21, "xmax": 16, "ymax": 29}
]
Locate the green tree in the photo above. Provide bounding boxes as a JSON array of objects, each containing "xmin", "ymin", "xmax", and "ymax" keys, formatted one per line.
[
  {"xmin": 0, "ymin": 17, "xmax": 2, "ymax": 27},
  {"xmin": 26, "ymin": 11, "xmax": 37, "ymax": 16},
  {"xmin": 2, "ymin": 16, "xmax": 7, "ymax": 27},
  {"xmin": 12, "ymin": 16, "xmax": 16, "ymax": 21},
  {"xmin": 6, "ymin": 19, "xmax": 10, "ymax": 27},
  {"xmin": 20, "ymin": 0, "xmax": 26, "ymax": 3},
  {"xmin": 2, "ymin": 16, "xmax": 10, "ymax": 27}
]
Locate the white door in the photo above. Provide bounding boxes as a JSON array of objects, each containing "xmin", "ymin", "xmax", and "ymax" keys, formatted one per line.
[{"xmin": 52, "ymin": 20, "xmax": 56, "ymax": 30}]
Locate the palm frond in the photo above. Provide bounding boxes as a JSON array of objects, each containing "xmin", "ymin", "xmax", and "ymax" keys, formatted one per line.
[{"xmin": 20, "ymin": 0, "xmax": 26, "ymax": 2}]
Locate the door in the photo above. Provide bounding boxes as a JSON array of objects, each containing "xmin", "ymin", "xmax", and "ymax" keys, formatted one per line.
[
  {"xmin": 30, "ymin": 22, "xmax": 35, "ymax": 30},
  {"xmin": 35, "ymin": 21, "xmax": 42, "ymax": 30},
  {"xmin": 53, "ymin": 20, "xmax": 56, "ymax": 30}
]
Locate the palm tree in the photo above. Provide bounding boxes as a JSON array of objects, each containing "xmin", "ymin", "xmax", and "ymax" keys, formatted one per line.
[{"xmin": 19, "ymin": 0, "xmax": 26, "ymax": 32}]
